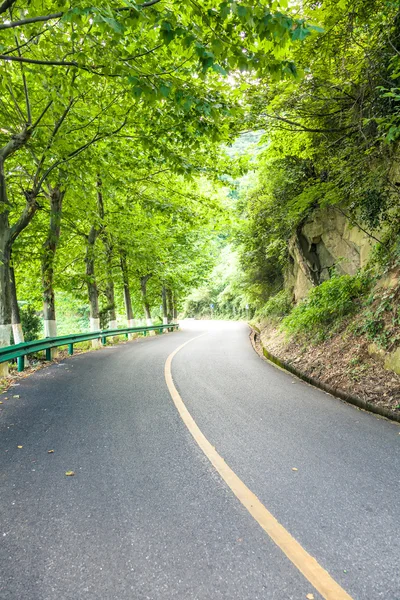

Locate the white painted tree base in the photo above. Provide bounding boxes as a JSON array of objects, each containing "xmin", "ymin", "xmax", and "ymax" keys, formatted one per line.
[
  {"xmin": 127, "ymin": 319, "xmax": 135, "ymax": 340},
  {"xmin": 0, "ymin": 362, "xmax": 8, "ymax": 377},
  {"xmin": 44, "ymin": 320, "xmax": 58, "ymax": 358},
  {"xmin": 12, "ymin": 323, "xmax": 29, "ymax": 366},
  {"xmin": 108, "ymin": 320, "xmax": 118, "ymax": 342},
  {"xmin": 163, "ymin": 317, "xmax": 168, "ymax": 325},
  {"xmin": 0, "ymin": 324, "xmax": 11, "ymax": 377},
  {"xmin": 146, "ymin": 318, "xmax": 155, "ymax": 335},
  {"xmin": 90, "ymin": 318, "xmax": 101, "ymax": 348},
  {"xmin": 12, "ymin": 323, "xmax": 24, "ymax": 344},
  {"xmin": 44, "ymin": 319, "xmax": 57, "ymax": 337}
]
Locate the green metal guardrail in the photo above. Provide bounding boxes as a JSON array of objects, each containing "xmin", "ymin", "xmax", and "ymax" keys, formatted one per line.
[{"xmin": 0, "ymin": 323, "xmax": 179, "ymax": 372}]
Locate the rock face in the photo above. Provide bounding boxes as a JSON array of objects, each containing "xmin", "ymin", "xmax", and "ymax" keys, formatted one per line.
[
  {"xmin": 384, "ymin": 348, "xmax": 400, "ymax": 376},
  {"xmin": 287, "ymin": 207, "xmax": 376, "ymax": 300}
]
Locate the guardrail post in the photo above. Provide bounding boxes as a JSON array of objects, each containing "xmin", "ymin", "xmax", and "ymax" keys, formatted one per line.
[
  {"xmin": 17, "ymin": 356, "xmax": 25, "ymax": 372},
  {"xmin": 45, "ymin": 348, "xmax": 51, "ymax": 361},
  {"xmin": 101, "ymin": 336, "xmax": 106, "ymax": 345},
  {"xmin": 68, "ymin": 344, "xmax": 74, "ymax": 355},
  {"xmin": 143, "ymin": 330, "xmax": 147, "ymax": 337},
  {"xmin": 125, "ymin": 333, "xmax": 129, "ymax": 340}
]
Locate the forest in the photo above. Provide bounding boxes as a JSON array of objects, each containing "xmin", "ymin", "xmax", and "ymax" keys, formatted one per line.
[{"xmin": 1, "ymin": 0, "xmax": 400, "ymax": 396}]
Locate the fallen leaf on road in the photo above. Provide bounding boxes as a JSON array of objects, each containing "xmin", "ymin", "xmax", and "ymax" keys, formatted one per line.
[
  {"xmin": 0, "ymin": 401, "xmax": 3, "ymax": 404},
  {"xmin": 47, "ymin": 450, "xmax": 54, "ymax": 453},
  {"xmin": 65, "ymin": 471, "xmax": 75, "ymax": 476},
  {"xmin": 306, "ymin": 594, "xmax": 314, "ymax": 600},
  {"xmin": 13, "ymin": 395, "xmax": 20, "ymax": 399},
  {"xmin": 292, "ymin": 467, "xmax": 298, "ymax": 471},
  {"xmin": 17, "ymin": 445, "xmax": 23, "ymax": 449}
]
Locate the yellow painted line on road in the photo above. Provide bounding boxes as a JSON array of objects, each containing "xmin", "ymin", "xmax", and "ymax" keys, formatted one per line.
[{"xmin": 165, "ymin": 335, "xmax": 354, "ymax": 600}]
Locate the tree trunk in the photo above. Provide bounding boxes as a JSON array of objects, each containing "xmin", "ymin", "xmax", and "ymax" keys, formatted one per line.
[
  {"xmin": 162, "ymin": 285, "xmax": 168, "ymax": 325},
  {"xmin": 9, "ymin": 258, "xmax": 24, "ymax": 344},
  {"xmin": 0, "ymin": 209, "xmax": 12, "ymax": 374},
  {"xmin": 85, "ymin": 179, "xmax": 104, "ymax": 346},
  {"xmin": 96, "ymin": 176, "xmax": 116, "ymax": 331},
  {"xmin": 0, "ymin": 162, "xmax": 12, "ymax": 365},
  {"xmin": 173, "ymin": 292, "xmax": 178, "ymax": 320},
  {"xmin": 104, "ymin": 239, "xmax": 117, "ymax": 330},
  {"xmin": 85, "ymin": 223, "xmax": 100, "ymax": 347},
  {"xmin": 120, "ymin": 251, "xmax": 134, "ymax": 333},
  {"xmin": 41, "ymin": 186, "xmax": 64, "ymax": 344},
  {"xmin": 140, "ymin": 274, "xmax": 153, "ymax": 329},
  {"xmin": 0, "ymin": 129, "xmax": 35, "ymax": 374},
  {"xmin": 166, "ymin": 287, "xmax": 173, "ymax": 324}
]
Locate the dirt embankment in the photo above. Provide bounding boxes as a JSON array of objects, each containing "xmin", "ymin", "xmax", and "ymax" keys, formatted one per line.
[{"xmin": 256, "ymin": 322, "xmax": 400, "ymax": 415}]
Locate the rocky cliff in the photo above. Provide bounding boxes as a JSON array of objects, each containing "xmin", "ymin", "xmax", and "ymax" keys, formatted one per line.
[{"xmin": 286, "ymin": 207, "xmax": 377, "ymax": 300}]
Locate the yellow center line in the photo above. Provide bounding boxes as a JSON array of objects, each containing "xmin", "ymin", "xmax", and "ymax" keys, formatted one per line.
[{"xmin": 165, "ymin": 334, "xmax": 354, "ymax": 600}]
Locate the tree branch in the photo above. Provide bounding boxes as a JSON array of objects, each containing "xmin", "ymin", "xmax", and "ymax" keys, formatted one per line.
[
  {"xmin": 12, "ymin": 27, "xmax": 31, "ymax": 124},
  {"xmin": 0, "ymin": 12, "xmax": 63, "ymax": 31},
  {"xmin": 263, "ymin": 113, "xmax": 357, "ymax": 134},
  {"xmin": 0, "ymin": 54, "xmax": 80, "ymax": 67},
  {"xmin": 35, "ymin": 115, "xmax": 130, "ymax": 193},
  {"xmin": 3, "ymin": 27, "xmax": 51, "ymax": 56},
  {"xmin": 33, "ymin": 98, "xmax": 75, "ymax": 187},
  {"xmin": 30, "ymin": 100, "xmax": 53, "ymax": 132},
  {"xmin": 122, "ymin": 43, "xmax": 163, "ymax": 61},
  {"xmin": 9, "ymin": 191, "xmax": 39, "ymax": 244},
  {"xmin": 0, "ymin": 127, "xmax": 31, "ymax": 161},
  {"xmin": 0, "ymin": 0, "xmax": 16, "ymax": 15},
  {"xmin": 0, "ymin": 53, "xmax": 121, "ymax": 76}
]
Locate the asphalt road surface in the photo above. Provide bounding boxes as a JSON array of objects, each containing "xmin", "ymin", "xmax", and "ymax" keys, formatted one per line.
[{"xmin": 0, "ymin": 320, "xmax": 398, "ymax": 600}]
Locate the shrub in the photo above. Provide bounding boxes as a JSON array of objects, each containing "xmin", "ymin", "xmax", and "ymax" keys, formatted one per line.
[
  {"xmin": 19, "ymin": 305, "xmax": 42, "ymax": 342},
  {"xmin": 257, "ymin": 290, "xmax": 292, "ymax": 322},
  {"xmin": 281, "ymin": 274, "xmax": 370, "ymax": 340}
]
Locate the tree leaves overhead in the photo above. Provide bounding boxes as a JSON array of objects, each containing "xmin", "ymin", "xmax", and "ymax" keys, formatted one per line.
[{"xmin": 1, "ymin": 1, "xmax": 314, "ymax": 82}]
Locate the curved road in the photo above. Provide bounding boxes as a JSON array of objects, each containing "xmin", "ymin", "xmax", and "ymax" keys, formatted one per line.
[{"xmin": 0, "ymin": 320, "xmax": 398, "ymax": 600}]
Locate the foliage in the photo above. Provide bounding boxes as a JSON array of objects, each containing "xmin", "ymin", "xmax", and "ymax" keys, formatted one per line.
[
  {"xmin": 54, "ymin": 293, "xmax": 90, "ymax": 335},
  {"xmin": 231, "ymin": 0, "xmax": 400, "ymax": 326},
  {"xmin": 183, "ymin": 246, "xmax": 251, "ymax": 319},
  {"xmin": 354, "ymin": 285, "xmax": 400, "ymax": 350},
  {"xmin": 17, "ymin": 305, "xmax": 42, "ymax": 342},
  {"xmin": 255, "ymin": 290, "xmax": 292, "ymax": 323},
  {"xmin": 281, "ymin": 274, "xmax": 371, "ymax": 341}
]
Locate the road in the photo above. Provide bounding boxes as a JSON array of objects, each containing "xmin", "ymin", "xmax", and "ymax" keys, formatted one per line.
[{"xmin": 0, "ymin": 320, "xmax": 398, "ymax": 600}]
